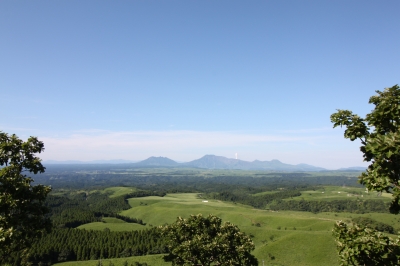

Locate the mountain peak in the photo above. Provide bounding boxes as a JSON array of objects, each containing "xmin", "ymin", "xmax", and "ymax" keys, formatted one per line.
[
  {"xmin": 184, "ymin": 156, "xmax": 325, "ymax": 171},
  {"xmin": 137, "ymin": 156, "xmax": 178, "ymax": 166}
]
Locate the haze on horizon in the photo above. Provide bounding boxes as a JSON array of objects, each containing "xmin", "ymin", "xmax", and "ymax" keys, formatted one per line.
[{"xmin": 1, "ymin": 1, "xmax": 399, "ymax": 170}]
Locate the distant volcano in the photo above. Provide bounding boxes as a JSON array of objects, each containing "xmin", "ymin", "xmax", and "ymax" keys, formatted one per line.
[
  {"xmin": 183, "ymin": 155, "xmax": 326, "ymax": 171},
  {"xmin": 136, "ymin": 156, "xmax": 179, "ymax": 166},
  {"xmin": 135, "ymin": 154, "xmax": 326, "ymax": 171}
]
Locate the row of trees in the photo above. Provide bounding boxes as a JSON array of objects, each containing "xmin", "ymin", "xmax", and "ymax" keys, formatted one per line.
[
  {"xmin": 270, "ymin": 198, "xmax": 388, "ymax": 213},
  {"xmin": 46, "ymin": 191, "xmax": 162, "ymax": 228},
  {"xmin": 25, "ymin": 228, "xmax": 166, "ymax": 265}
]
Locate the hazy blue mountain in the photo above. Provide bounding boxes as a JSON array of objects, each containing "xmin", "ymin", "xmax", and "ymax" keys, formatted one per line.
[
  {"xmin": 44, "ymin": 155, "xmax": 362, "ymax": 171},
  {"xmin": 183, "ymin": 155, "xmax": 253, "ymax": 169},
  {"xmin": 183, "ymin": 155, "xmax": 326, "ymax": 171},
  {"xmin": 337, "ymin": 166, "xmax": 366, "ymax": 171},
  {"xmin": 136, "ymin": 156, "xmax": 179, "ymax": 166},
  {"xmin": 250, "ymin": 160, "xmax": 326, "ymax": 171},
  {"xmin": 44, "ymin": 159, "xmax": 137, "ymax": 164}
]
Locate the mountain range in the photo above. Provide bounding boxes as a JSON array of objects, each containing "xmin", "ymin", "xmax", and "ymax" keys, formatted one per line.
[
  {"xmin": 44, "ymin": 159, "xmax": 139, "ymax": 164},
  {"xmin": 44, "ymin": 155, "xmax": 352, "ymax": 171},
  {"xmin": 134, "ymin": 155, "xmax": 327, "ymax": 171}
]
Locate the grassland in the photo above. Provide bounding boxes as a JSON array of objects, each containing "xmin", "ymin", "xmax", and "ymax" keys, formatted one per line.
[
  {"xmin": 286, "ymin": 185, "xmax": 392, "ymax": 201},
  {"xmin": 102, "ymin": 186, "xmax": 138, "ymax": 197},
  {"xmin": 63, "ymin": 187, "xmax": 398, "ymax": 266},
  {"xmin": 77, "ymin": 219, "xmax": 146, "ymax": 231}
]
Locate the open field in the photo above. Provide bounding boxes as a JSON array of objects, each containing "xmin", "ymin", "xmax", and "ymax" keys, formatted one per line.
[
  {"xmin": 68, "ymin": 189, "xmax": 399, "ymax": 266},
  {"xmin": 102, "ymin": 186, "xmax": 138, "ymax": 197},
  {"xmin": 287, "ymin": 185, "xmax": 392, "ymax": 201},
  {"xmin": 77, "ymin": 221, "xmax": 146, "ymax": 232}
]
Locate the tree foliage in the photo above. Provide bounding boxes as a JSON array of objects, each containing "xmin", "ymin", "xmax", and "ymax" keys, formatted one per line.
[
  {"xmin": 333, "ymin": 221, "xmax": 400, "ymax": 265},
  {"xmin": 351, "ymin": 217, "xmax": 395, "ymax": 234},
  {"xmin": 0, "ymin": 132, "xmax": 51, "ymax": 262},
  {"xmin": 331, "ymin": 85, "xmax": 400, "ymax": 265},
  {"xmin": 331, "ymin": 84, "xmax": 400, "ymax": 213},
  {"xmin": 160, "ymin": 214, "xmax": 258, "ymax": 266}
]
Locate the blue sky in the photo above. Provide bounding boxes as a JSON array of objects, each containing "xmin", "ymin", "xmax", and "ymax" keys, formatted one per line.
[{"xmin": 1, "ymin": 1, "xmax": 399, "ymax": 169}]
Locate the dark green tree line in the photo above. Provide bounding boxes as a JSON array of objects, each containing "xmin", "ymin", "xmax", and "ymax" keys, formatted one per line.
[
  {"xmin": 23, "ymin": 227, "xmax": 166, "ymax": 265},
  {"xmin": 270, "ymin": 198, "xmax": 388, "ymax": 213}
]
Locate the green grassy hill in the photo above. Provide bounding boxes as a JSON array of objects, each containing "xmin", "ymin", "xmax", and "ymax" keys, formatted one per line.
[
  {"xmin": 102, "ymin": 187, "xmax": 138, "ymax": 198},
  {"xmin": 55, "ymin": 254, "xmax": 169, "ymax": 266},
  {"xmin": 55, "ymin": 187, "xmax": 398, "ymax": 266}
]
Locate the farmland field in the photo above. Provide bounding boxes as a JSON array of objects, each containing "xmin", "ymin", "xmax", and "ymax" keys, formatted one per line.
[{"xmin": 55, "ymin": 254, "xmax": 169, "ymax": 266}]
